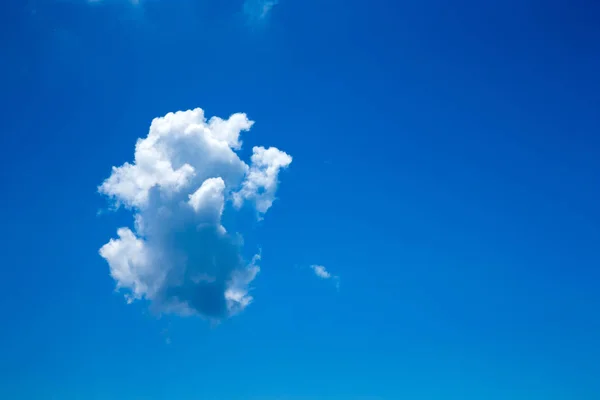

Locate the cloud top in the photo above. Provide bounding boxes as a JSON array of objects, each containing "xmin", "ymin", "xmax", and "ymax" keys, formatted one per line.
[{"xmin": 99, "ymin": 108, "xmax": 291, "ymax": 320}]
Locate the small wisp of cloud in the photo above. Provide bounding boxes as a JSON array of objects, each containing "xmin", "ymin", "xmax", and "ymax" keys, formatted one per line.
[
  {"xmin": 310, "ymin": 265, "xmax": 340, "ymax": 290},
  {"xmin": 243, "ymin": 0, "xmax": 279, "ymax": 22},
  {"xmin": 86, "ymin": 0, "xmax": 281, "ymax": 27},
  {"xmin": 88, "ymin": 0, "xmax": 140, "ymax": 4},
  {"xmin": 311, "ymin": 265, "xmax": 331, "ymax": 279}
]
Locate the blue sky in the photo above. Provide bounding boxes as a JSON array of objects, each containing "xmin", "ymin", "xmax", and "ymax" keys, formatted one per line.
[{"xmin": 1, "ymin": 0, "xmax": 600, "ymax": 399}]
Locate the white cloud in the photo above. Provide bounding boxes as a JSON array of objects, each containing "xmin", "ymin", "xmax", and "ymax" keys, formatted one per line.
[
  {"xmin": 187, "ymin": 177, "xmax": 225, "ymax": 223},
  {"xmin": 233, "ymin": 146, "xmax": 292, "ymax": 216},
  {"xmin": 310, "ymin": 265, "xmax": 340, "ymax": 289},
  {"xmin": 99, "ymin": 108, "xmax": 292, "ymax": 320},
  {"xmin": 310, "ymin": 265, "xmax": 331, "ymax": 279}
]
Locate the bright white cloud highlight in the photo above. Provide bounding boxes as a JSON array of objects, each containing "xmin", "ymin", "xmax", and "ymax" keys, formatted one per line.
[{"xmin": 99, "ymin": 108, "xmax": 291, "ymax": 320}]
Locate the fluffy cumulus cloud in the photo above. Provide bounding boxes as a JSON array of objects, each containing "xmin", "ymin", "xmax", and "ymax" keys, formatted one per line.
[{"xmin": 99, "ymin": 108, "xmax": 291, "ymax": 320}]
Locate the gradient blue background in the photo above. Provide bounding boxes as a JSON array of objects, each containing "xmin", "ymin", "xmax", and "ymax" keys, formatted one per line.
[{"xmin": 1, "ymin": 0, "xmax": 599, "ymax": 399}]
